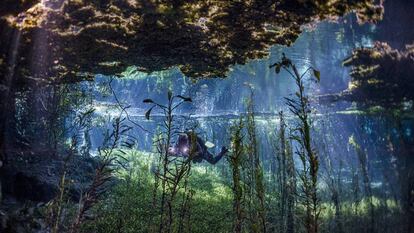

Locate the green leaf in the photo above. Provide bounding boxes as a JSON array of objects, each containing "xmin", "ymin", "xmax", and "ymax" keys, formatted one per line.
[
  {"xmin": 269, "ymin": 62, "xmax": 278, "ymax": 68},
  {"xmin": 275, "ymin": 64, "xmax": 281, "ymax": 74},
  {"xmin": 176, "ymin": 95, "xmax": 192, "ymax": 102},
  {"xmin": 143, "ymin": 99, "xmax": 154, "ymax": 104},
  {"xmin": 313, "ymin": 69, "xmax": 320, "ymax": 82},
  {"xmin": 281, "ymin": 54, "xmax": 291, "ymax": 67},
  {"xmin": 168, "ymin": 90, "xmax": 173, "ymax": 100},
  {"xmin": 145, "ymin": 106, "xmax": 154, "ymax": 120}
]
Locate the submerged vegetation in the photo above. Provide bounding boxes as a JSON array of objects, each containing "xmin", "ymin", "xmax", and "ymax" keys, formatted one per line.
[
  {"xmin": 273, "ymin": 54, "xmax": 321, "ymax": 233},
  {"xmin": 1, "ymin": 1, "xmax": 414, "ymax": 233},
  {"xmin": 3, "ymin": 58, "xmax": 410, "ymax": 233},
  {"xmin": 143, "ymin": 91, "xmax": 194, "ymax": 232}
]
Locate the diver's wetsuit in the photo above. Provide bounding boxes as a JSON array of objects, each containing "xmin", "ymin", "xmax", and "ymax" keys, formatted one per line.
[{"xmin": 169, "ymin": 133, "xmax": 228, "ymax": 164}]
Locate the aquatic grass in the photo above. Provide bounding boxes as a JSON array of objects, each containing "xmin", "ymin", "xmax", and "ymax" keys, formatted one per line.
[
  {"xmin": 81, "ymin": 147, "xmax": 407, "ymax": 233},
  {"xmin": 82, "ymin": 148, "xmax": 233, "ymax": 233}
]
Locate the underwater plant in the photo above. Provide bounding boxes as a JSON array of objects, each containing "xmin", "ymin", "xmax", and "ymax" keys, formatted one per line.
[
  {"xmin": 276, "ymin": 111, "xmax": 296, "ymax": 233},
  {"xmin": 70, "ymin": 116, "xmax": 135, "ymax": 233},
  {"xmin": 229, "ymin": 118, "xmax": 245, "ymax": 233},
  {"xmin": 271, "ymin": 54, "xmax": 321, "ymax": 233},
  {"xmin": 50, "ymin": 109, "xmax": 88, "ymax": 233},
  {"xmin": 349, "ymin": 135, "xmax": 375, "ymax": 233},
  {"xmin": 143, "ymin": 90, "xmax": 193, "ymax": 233},
  {"xmin": 245, "ymin": 90, "xmax": 267, "ymax": 233}
]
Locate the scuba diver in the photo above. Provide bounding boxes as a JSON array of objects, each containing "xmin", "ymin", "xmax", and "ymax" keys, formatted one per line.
[{"xmin": 168, "ymin": 132, "xmax": 228, "ymax": 164}]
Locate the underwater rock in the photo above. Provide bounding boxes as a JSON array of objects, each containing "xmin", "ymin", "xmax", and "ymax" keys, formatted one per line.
[
  {"xmin": 0, "ymin": 150, "xmax": 99, "ymax": 203},
  {"xmin": 320, "ymin": 42, "xmax": 414, "ymax": 107},
  {"xmin": 0, "ymin": 198, "xmax": 49, "ymax": 233},
  {"xmin": 0, "ymin": 149, "xmax": 103, "ymax": 233},
  {"xmin": 13, "ymin": 172, "xmax": 57, "ymax": 202},
  {"xmin": 0, "ymin": 0, "xmax": 383, "ymax": 84}
]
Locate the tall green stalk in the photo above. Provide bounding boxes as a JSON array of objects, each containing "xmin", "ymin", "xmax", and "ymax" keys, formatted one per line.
[
  {"xmin": 144, "ymin": 91, "xmax": 193, "ymax": 233},
  {"xmin": 229, "ymin": 118, "xmax": 245, "ymax": 233},
  {"xmin": 245, "ymin": 90, "xmax": 266, "ymax": 233},
  {"xmin": 271, "ymin": 54, "xmax": 320, "ymax": 233},
  {"xmin": 349, "ymin": 135, "xmax": 375, "ymax": 233},
  {"xmin": 277, "ymin": 111, "xmax": 296, "ymax": 233}
]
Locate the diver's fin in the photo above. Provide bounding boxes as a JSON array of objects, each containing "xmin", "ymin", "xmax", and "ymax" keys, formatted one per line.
[{"xmin": 205, "ymin": 141, "xmax": 215, "ymax": 148}]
